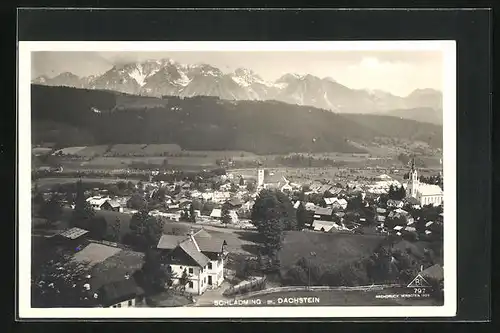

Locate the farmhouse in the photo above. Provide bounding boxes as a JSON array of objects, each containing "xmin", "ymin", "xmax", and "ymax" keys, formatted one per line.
[
  {"xmin": 156, "ymin": 229, "xmax": 225, "ymax": 295},
  {"xmin": 387, "ymin": 199, "xmax": 404, "ymax": 209},
  {"xmin": 86, "ymin": 196, "xmax": 123, "ymax": 212},
  {"xmin": 313, "ymin": 207, "xmax": 333, "ymax": 221},
  {"xmin": 71, "ymin": 242, "xmax": 146, "ymax": 307},
  {"xmin": 312, "ymin": 220, "xmax": 341, "ymax": 232}
]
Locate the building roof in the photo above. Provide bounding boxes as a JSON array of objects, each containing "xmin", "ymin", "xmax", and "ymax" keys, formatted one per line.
[
  {"xmin": 86, "ymin": 196, "xmax": 110, "ymax": 207},
  {"xmin": 420, "ymin": 264, "xmax": 444, "ymax": 281},
  {"xmin": 73, "ymin": 243, "xmax": 122, "ymax": 266},
  {"xmin": 312, "ymin": 220, "xmax": 340, "ymax": 232},
  {"xmin": 314, "ymin": 207, "xmax": 333, "ymax": 216},
  {"xmin": 418, "ymin": 184, "xmax": 443, "ymax": 196},
  {"xmin": 58, "ymin": 227, "xmax": 89, "ymax": 240},
  {"xmin": 179, "ymin": 238, "xmax": 210, "ymax": 267},
  {"xmin": 71, "ymin": 243, "xmax": 145, "ymax": 292},
  {"xmin": 98, "ymin": 278, "xmax": 144, "ymax": 307},
  {"xmin": 194, "ymin": 237, "xmax": 224, "ymax": 253},
  {"xmin": 106, "ymin": 200, "xmax": 121, "ymax": 208},
  {"xmin": 227, "ymin": 197, "xmax": 243, "ymax": 207},
  {"xmin": 405, "ymin": 197, "xmax": 420, "ymax": 205},
  {"xmin": 157, "ymin": 234, "xmax": 188, "ymax": 250},
  {"xmin": 210, "ymin": 208, "xmax": 222, "ymax": 218}
]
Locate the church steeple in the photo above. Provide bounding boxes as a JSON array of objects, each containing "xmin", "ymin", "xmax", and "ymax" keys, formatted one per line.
[{"xmin": 407, "ymin": 156, "xmax": 419, "ymax": 198}]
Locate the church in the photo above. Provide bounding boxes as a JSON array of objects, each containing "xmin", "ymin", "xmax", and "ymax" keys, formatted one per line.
[{"xmin": 405, "ymin": 159, "xmax": 444, "ymax": 207}]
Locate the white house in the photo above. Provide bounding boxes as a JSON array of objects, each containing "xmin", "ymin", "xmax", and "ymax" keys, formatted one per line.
[
  {"xmin": 312, "ymin": 220, "xmax": 339, "ymax": 232},
  {"xmin": 157, "ymin": 229, "xmax": 225, "ymax": 295}
]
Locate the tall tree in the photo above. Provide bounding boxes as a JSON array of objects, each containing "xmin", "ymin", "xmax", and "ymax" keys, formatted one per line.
[
  {"xmin": 72, "ymin": 180, "xmax": 95, "ymax": 229},
  {"xmin": 108, "ymin": 217, "xmax": 122, "ymax": 242},
  {"xmin": 347, "ymin": 193, "xmax": 363, "ymax": 212},
  {"xmin": 88, "ymin": 216, "xmax": 107, "ymax": 240},
  {"xmin": 127, "ymin": 210, "xmax": 164, "ymax": 250},
  {"xmin": 251, "ymin": 189, "xmax": 296, "ymax": 256},
  {"xmin": 141, "ymin": 249, "xmax": 172, "ymax": 293},
  {"xmin": 296, "ymin": 202, "xmax": 308, "ymax": 230},
  {"xmin": 127, "ymin": 193, "xmax": 147, "ymax": 210},
  {"xmin": 221, "ymin": 202, "xmax": 232, "ymax": 225},
  {"xmin": 189, "ymin": 204, "xmax": 196, "ymax": 222},
  {"xmin": 40, "ymin": 195, "xmax": 63, "ymax": 227}
]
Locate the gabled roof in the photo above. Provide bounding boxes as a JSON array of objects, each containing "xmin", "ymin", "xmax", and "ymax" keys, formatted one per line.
[
  {"xmin": 195, "ymin": 237, "xmax": 224, "ymax": 253},
  {"xmin": 98, "ymin": 278, "xmax": 144, "ymax": 306},
  {"xmin": 418, "ymin": 184, "xmax": 443, "ymax": 196},
  {"xmin": 210, "ymin": 209, "xmax": 222, "ymax": 218},
  {"xmin": 73, "ymin": 243, "xmax": 122, "ymax": 266},
  {"xmin": 227, "ymin": 198, "xmax": 243, "ymax": 207},
  {"xmin": 157, "ymin": 235, "xmax": 188, "ymax": 250},
  {"xmin": 106, "ymin": 200, "xmax": 121, "ymax": 208},
  {"xmin": 314, "ymin": 207, "xmax": 333, "ymax": 216},
  {"xmin": 420, "ymin": 264, "xmax": 444, "ymax": 281},
  {"xmin": 179, "ymin": 238, "xmax": 210, "ymax": 267},
  {"xmin": 405, "ymin": 197, "xmax": 420, "ymax": 205},
  {"xmin": 58, "ymin": 227, "xmax": 89, "ymax": 240}
]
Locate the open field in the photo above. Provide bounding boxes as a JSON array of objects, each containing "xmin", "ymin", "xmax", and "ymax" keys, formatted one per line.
[
  {"xmin": 86, "ymin": 156, "xmax": 218, "ymax": 168},
  {"xmin": 279, "ymin": 231, "xmax": 385, "ymax": 269},
  {"xmin": 35, "ymin": 177, "xmax": 139, "ymax": 191},
  {"xmin": 72, "ymin": 145, "xmax": 110, "ymax": 157}
]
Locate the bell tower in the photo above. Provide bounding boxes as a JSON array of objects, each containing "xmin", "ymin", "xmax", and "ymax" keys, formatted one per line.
[{"xmin": 407, "ymin": 157, "xmax": 419, "ymax": 198}]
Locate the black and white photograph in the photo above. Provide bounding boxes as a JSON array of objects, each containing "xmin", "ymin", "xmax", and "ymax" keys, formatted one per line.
[{"xmin": 18, "ymin": 41, "xmax": 457, "ymax": 318}]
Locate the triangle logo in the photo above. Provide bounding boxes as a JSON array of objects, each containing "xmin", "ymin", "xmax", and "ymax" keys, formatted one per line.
[{"xmin": 407, "ymin": 273, "xmax": 431, "ymax": 288}]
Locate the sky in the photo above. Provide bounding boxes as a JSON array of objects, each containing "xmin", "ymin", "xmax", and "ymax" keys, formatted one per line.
[{"xmin": 31, "ymin": 50, "xmax": 443, "ymax": 97}]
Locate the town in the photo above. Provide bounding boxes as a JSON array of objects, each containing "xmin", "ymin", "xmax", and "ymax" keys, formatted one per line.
[{"xmin": 31, "ymin": 154, "xmax": 445, "ymax": 308}]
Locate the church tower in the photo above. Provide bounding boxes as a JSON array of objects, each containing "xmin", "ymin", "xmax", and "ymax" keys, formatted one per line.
[
  {"xmin": 257, "ymin": 168, "xmax": 265, "ymax": 188},
  {"xmin": 407, "ymin": 157, "xmax": 419, "ymax": 198}
]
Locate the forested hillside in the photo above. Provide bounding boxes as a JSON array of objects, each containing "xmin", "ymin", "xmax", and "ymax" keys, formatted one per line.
[{"xmin": 31, "ymin": 85, "xmax": 443, "ymax": 154}]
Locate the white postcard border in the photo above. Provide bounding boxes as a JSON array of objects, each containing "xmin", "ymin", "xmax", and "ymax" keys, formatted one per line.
[{"xmin": 17, "ymin": 40, "xmax": 456, "ymax": 319}]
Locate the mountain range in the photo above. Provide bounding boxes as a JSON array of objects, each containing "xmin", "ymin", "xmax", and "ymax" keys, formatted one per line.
[{"xmin": 32, "ymin": 58, "xmax": 443, "ymax": 124}]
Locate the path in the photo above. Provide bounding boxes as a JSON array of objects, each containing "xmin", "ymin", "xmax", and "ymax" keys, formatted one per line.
[{"xmin": 191, "ymin": 281, "xmax": 232, "ymax": 307}]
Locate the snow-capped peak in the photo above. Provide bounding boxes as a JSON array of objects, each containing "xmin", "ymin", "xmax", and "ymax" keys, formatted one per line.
[{"xmin": 231, "ymin": 67, "xmax": 270, "ymax": 87}]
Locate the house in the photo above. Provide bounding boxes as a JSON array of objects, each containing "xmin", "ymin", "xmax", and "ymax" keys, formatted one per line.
[
  {"xmin": 226, "ymin": 197, "xmax": 243, "ymax": 209},
  {"xmin": 98, "ymin": 277, "xmax": 144, "ymax": 308},
  {"xmin": 70, "ymin": 242, "xmax": 146, "ymax": 307},
  {"xmin": 86, "ymin": 196, "xmax": 112, "ymax": 210},
  {"xmin": 100, "ymin": 200, "xmax": 123, "ymax": 213},
  {"xmin": 387, "ymin": 199, "xmax": 404, "ymax": 209},
  {"xmin": 304, "ymin": 202, "xmax": 317, "ymax": 211},
  {"xmin": 49, "ymin": 227, "xmax": 90, "ymax": 251},
  {"xmin": 241, "ymin": 200, "xmax": 254, "ymax": 211},
  {"xmin": 330, "ymin": 198, "xmax": 348, "ymax": 211},
  {"xmin": 210, "ymin": 208, "xmax": 222, "ymax": 219},
  {"xmin": 313, "ymin": 207, "xmax": 333, "ymax": 221},
  {"xmin": 312, "ymin": 220, "xmax": 341, "ymax": 232},
  {"xmin": 157, "ymin": 229, "xmax": 225, "ymax": 295},
  {"xmin": 404, "ymin": 196, "xmax": 421, "ymax": 209},
  {"xmin": 420, "ymin": 264, "xmax": 444, "ymax": 283}
]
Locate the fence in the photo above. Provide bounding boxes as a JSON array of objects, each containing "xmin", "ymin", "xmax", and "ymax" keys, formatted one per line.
[
  {"xmin": 222, "ymin": 277, "xmax": 267, "ymax": 297},
  {"xmin": 235, "ymin": 283, "xmax": 402, "ymax": 299}
]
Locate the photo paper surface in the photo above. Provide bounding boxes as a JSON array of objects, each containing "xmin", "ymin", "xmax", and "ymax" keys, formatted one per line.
[{"xmin": 18, "ymin": 41, "xmax": 456, "ymax": 318}]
